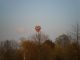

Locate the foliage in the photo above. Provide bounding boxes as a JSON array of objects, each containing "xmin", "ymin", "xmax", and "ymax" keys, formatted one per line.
[{"xmin": 0, "ymin": 34, "xmax": 80, "ymax": 60}]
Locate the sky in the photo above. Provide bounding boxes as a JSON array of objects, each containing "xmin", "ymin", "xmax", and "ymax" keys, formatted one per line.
[{"xmin": 0, "ymin": 0, "xmax": 80, "ymax": 41}]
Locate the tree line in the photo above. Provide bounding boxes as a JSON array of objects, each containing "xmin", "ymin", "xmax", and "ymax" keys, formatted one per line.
[{"xmin": 0, "ymin": 34, "xmax": 80, "ymax": 60}]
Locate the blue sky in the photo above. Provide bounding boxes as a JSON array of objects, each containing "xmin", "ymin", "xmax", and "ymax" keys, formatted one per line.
[{"xmin": 0, "ymin": 0, "xmax": 80, "ymax": 41}]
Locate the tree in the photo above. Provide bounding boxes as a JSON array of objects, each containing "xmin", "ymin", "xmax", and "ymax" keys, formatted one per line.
[
  {"xmin": 31, "ymin": 32, "xmax": 49, "ymax": 44},
  {"xmin": 55, "ymin": 34, "xmax": 70, "ymax": 47},
  {"xmin": 42, "ymin": 40, "xmax": 55, "ymax": 60},
  {"xmin": 20, "ymin": 40, "xmax": 39, "ymax": 60},
  {"xmin": 69, "ymin": 22, "xmax": 80, "ymax": 44},
  {"xmin": 67, "ymin": 22, "xmax": 80, "ymax": 60},
  {"xmin": 63, "ymin": 42, "xmax": 80, "ymax": 60},
  {"xmin": 0, "ymin": 40, "xmax": 20, "ymax": 60},
  {"xmin": 43, "ymin": 40, "xmax": 55, "ymax": 48}
]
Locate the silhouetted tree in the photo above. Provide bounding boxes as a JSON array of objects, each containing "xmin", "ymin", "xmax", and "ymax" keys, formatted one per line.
[
  {"xmin": 0, "ymin": 40, "xmax": 20, "ymax": 60},
  {"xmin": 20, "ymin": 40, "xmax": 40, "ymax": 60},
  {"xmin": 55, "ymin": 34, "xmax": 70, "ymax": 47}
]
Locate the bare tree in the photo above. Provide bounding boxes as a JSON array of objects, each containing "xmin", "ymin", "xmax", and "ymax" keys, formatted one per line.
[
  {"xmin": 68, "ymin": 22, "xmax": 80, "ymax": 60},
  {"xmin": 0, "ymin": 40, "xmax": 20, "ymax": 60},
  {"xmin": 31, "ymin": 32, "xmax": 49, "ymax": 44},
  {"xmin": 69, "ymin": 22, "xmax": 80, "ymax": 44}
]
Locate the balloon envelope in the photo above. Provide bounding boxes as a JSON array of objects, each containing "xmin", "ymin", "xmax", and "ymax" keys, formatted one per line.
[{"xmin": 35, "ymin": 26, "xmax": 41, "ymax": 32}]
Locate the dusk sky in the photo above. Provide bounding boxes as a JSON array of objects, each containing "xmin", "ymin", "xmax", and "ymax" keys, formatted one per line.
[{"xmin": 0, "ymin": 0, "xmax": 80, "ymax": 41}]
